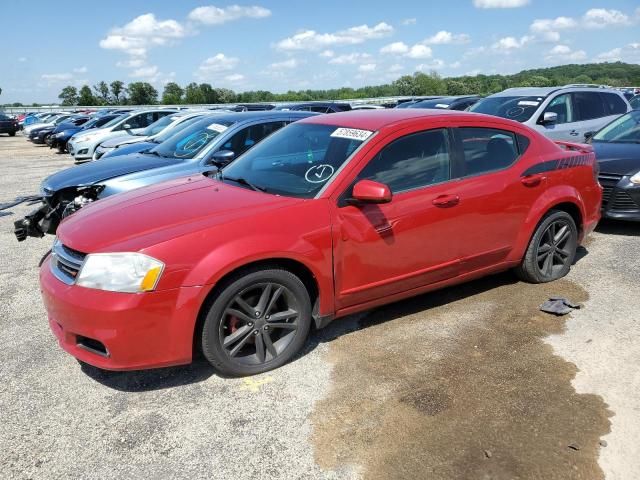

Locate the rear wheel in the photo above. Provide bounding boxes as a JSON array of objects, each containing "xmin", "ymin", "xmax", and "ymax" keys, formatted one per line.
[
  {"xmin": 201, "ymin": 268, "xmax": 312, "ymax": 376},
  {"xmin": 515, "ymin": 210, "xmax": 578, "ymax": 283},
  {"xmin": 9, "ymin": 131, "xmax": 16, "ymax": 137}
]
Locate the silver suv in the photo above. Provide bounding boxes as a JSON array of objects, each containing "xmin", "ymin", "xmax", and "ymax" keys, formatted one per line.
[{"xmin": 470, "ymin": 86, "xmax": 630, "ymax": 142}]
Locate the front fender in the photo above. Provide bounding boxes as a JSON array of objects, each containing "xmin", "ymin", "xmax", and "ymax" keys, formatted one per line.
[{"xmin": 508, "ymin": 184, "xmax": 585, "ymax": 262}]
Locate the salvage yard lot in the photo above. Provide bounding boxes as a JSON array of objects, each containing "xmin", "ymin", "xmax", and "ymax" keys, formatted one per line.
[{"xmin": 1, "ymin": 134, "xmax": 639, "ymax": 479}]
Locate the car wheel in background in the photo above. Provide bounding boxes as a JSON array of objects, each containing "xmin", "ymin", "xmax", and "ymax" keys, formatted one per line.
[
  {"xmin": 9, "ymin": 131, "xmax": 16, "ymax": 137},
  {"xmin": 515, "ymin": 210, "xmax": 578, "ymax": 283},
  {"xmin": 201, "ymin": 268, "xmax": 312, "ymax": 376}
]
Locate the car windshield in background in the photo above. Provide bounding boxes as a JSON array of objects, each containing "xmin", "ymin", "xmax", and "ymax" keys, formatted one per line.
[
  {"xmin": 100, "ymin": 114, "xmax": 128, "ymax": 129},
  {"xmin": 151, "ymin": 115, "xmax": 205, "ymax": 143},
  {"xmin": 151, "ymin": 118, "xmax": 235, "ymax": 159},
  {"xmin": 412, "ymin": 99, "xmax": 453, "ymax": 109},
  {"xmin": 137, "ymin": 115, "xmax": 179, "ymax": 137},
  {"xmin": 220, "ymin": 123, "xmax": 371, "ymax": 199},
  {"xmin": 593, "ymin": 111, "xmax": 640, "ymax": 143},
  {"xmin": 469, "ymin": 96, "xmax": 546, "ymax": 122}
]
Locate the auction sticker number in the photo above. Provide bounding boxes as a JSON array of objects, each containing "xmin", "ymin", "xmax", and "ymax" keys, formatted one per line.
[
  {"xmin": 305, "ymin": 164, "xmax": 335, "ymax": 183},
  {"xmin": 207, "ymin": 123, "xmax": 228, "ymax": 133},
  {"xmin": 330, "ymin": 128, "xmax": 373, "ymax": 141}
]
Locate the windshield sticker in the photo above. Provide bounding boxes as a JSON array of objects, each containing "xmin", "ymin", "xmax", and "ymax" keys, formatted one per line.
[
  {"xmin": 207, "ymin": 123, "xmax": 228, "ymax": 133},
  {"xmin": 435, "ymin": 103, "xmax": 450, "ymax": 108},
  {"xmin": 330, "ymin": 127, "xmax": 373, "ymax": 141},
  {"xmin": 518, "ymin": 100, "xmax": 540, "ymax": 107},
  {"xmin": 305, "ymin": 164, "xmax": 335, "ymax": 183}
]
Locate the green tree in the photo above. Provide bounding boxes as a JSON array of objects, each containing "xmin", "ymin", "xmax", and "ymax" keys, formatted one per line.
[
  {"xmin": 199, "ymin": 83, "xmax": 220, "ymax": 104},
  {"xmin": 110, "ymin": 80, "xmax": 125, "ymax": 104},
  {"xmin": 77, "ymin": 85, "xmax": 96, "ymax": 106},
  {"xmin": 184, "ymin": 82, "xmax": 205, "ymax": 104},
  {"xmin": 127, "ymin": 82, "xmax": 158, "ymax": 105},
  {"xmin": 58, "ymin": 86, "xmax": 79, "ymax": 106},
  {"xmin": 161, "ymin": 82, "xmax": 184, "ymax": 104},
  {"xmin": 93, "ymin": 81, "xmax": 111, "ymax": 105},
  {"xmin": 215, "ymin": 88, "xmax": 236, "ymax": 103}
]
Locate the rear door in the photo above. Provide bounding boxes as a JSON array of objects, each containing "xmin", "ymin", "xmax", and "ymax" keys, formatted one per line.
[
  {"xmin": 536, "ymin": 93, "xmax": 579, "ymax": 141},
  {"xmin": 572, "ymin": 92, "xmax": 612, "ymax": 140}
]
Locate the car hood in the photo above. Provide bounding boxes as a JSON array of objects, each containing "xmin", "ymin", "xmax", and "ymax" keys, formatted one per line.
[
  {"xmin": 42, "ymin": 153, "xmax": 182, "ymax": 191},
  {"xmin": 100, "ymin": 135, "xmax": 146, "ymax": 148},
  {"xmin": 594, "ymin": 142, "xmax": 640, "ymax": 176},
  {"xmin": 57, "ymin": 175, "xmax": 302, "ymax": 253}
]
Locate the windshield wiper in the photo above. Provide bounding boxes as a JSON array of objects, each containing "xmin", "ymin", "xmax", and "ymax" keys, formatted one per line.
[{"xmin": 217, "ymin": 172, "xmax": 266, "ymax": 192}]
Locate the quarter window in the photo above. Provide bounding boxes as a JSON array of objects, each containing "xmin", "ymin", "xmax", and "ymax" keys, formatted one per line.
[
  {"xmin": 601, "ymin": 93, "xmax": 627, "ymax": 115},
  {"xmin": 573, "ymin": 92, "xmax": 606, "ymax": 121},
  {"xmin": 543, "ymin": 94, "xmax": 574, "ymax": 124},
  {"xmin": 458, "ymin": 128, "xmax": 519, "ymax": 176},
  {"xmin": 357, "ymin": 129, "xmax": 450, "ymax": 193}
]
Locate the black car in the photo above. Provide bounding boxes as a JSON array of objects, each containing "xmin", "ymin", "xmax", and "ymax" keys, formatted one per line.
[
  {"xmin": 592, "ymin": 110, "xmax": 640, "ymax": 221},
  {"xmin": 407, "ymin": 95, "xmax": 481, "ymax": 111},
  {"xmin": 0, "ymin": 113, "xmax": 19, "ymax": 136},
  {"xmin": 274, "ymin": 102, "xmax": 352, "ymax": 113}
]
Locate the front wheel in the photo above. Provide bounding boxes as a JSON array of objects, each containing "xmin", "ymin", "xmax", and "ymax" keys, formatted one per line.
[
  {"xmin": 9, "ymin": 131, "xmax": 16, "ymax": 137},
  {"xmin": 201, "ymin": 268, "xmax": 312, "ymax": 376},
  {"xmin": 515, "ymin": 210, "xmax": 578, "ymax": 283}
]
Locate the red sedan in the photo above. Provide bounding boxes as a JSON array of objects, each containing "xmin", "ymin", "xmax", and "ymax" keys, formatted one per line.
[{"xmin": 40, "ymin": 110, "xmax": 602, "ymax": 376}]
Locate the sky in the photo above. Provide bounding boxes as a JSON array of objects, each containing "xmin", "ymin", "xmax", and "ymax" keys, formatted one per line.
[{"xmin": 1, "ymin": 0, "xmax": 639, "ymax": 103}]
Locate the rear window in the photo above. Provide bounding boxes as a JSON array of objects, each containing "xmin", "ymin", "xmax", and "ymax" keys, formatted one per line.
[{"xmin": 601, "ymin": 93, "xmax": 628, "ymax": 115}]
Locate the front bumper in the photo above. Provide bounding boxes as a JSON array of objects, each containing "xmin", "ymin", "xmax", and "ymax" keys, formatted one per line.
[
  {"xmin": 40, "ymin": 257, "xmax": 206, "ymax": 370},
  {"xmin": 93, "ymin": 146, "xmax": 112, "ymax": 160},
  {"xmin": 68, "ymin": 140, "xmax": 92, "ymax": 160},
  {"xmin": 599, "ymin": 174, "xmax": 640, "ymax": 222}
]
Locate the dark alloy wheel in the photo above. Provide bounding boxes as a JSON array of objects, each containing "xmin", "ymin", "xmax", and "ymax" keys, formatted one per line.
[
  {"xmin": 515, "ymin": 210, "xmax": 578, "ymax": 283},
  {"xmin": 201, "ymin": 268, "xmax": 311, "ymax": 376}
]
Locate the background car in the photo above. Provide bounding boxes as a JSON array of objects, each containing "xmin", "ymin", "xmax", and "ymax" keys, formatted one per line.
[
  {"xmin": 67, "ymin": 109, "xmax": 178, "ymax": 162},
  {"xmin": 274, "ymin": 102, "xmax": 352, "ymax": 113},
  {"xmin": 406, "ymin": 95, "xmax": 480, "ymax": 111},
  {"xmin": 50, "ymin": 114, "xmax": 120, "ymax": 153},
  {"xmin": 470, "ymin": 86, "xmax": 630, "ymax": 141},
  {"xmin": 629, "ymin": 95, "xmax": 640, "ymax": 110},
  {"xmin": 590, "ymin": 110, "xmax": 640, "ymax": 221},
  {"xmin": 14, "ymin": 111, "xmax": 316, "ymax": 241},
  {"xmin": 0, "ymin": 112, "xmax": 19, "ymax": 136}
]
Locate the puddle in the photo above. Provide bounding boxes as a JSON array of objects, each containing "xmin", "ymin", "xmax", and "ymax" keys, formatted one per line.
[{"xmin": 312, "ymin": 274, "xmax": 610, "ymax": 479}]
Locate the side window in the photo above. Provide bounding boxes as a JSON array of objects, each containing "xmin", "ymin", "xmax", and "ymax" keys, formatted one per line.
[
  {"xmin": 574, "ymin": 92, "xmax": 606, "ymax": 121},
  {"xmin": 0, "ymin": 114, "xmax": 8, "ymax": 120},
  {"xmin": 601, "ymin": 93, "xmax": 627, "ymax": 115},
  {"xmin": 357, "ymin": 129, "xmax": 450, "ymax": 193},
  {"xmin": 154, "ymin": 111, "xmax": 173, "ymax": 122},
  {"xmin": 311, "ymin": 106, "xmax": 330, "ymax": 113},
  {"xmin": 221, "ymin": 122, "xmax": 288, "ymax": 157},
  {"xmin": 458, "ymin": 128, "xmax": 519, "ymax": 176},
  {"xmin": 543, "ymin": 94, "xmax": 574, "ymax": 124}
]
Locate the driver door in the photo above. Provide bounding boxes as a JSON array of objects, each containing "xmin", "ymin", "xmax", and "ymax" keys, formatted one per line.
[{"xmin": 332, "ymin": 128, "xmax": 463, "ymax": 310}]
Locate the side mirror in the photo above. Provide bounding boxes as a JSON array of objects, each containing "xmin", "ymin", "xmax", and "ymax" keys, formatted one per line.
[
  {"xmin": 351, "ymin": 179, "xmax": 392, "ymax": 204},
  {"xmin": 584, "ymin": 131, "xmax": 595, "ymax": 143},
  {"xmin": 123, "ymin": 123, "xmax": 132, "ymax": 130},
  {"xmin": 541, "ymin": 112, "xmax": 558, "ymax": 125},
  {"xmin": 208, "ymin": 149, "xmax": 235, "ymax": 166}
]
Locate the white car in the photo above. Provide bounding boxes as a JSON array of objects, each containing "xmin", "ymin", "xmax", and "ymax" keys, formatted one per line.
[
  {"xmin": 67, "ymin": 109, "xmax": 178, "ymax": 162},
  {"xmin": 92, "ymin": 111, "xmax": 208, "ymax": 160},
  {"xmin": 23, "ymin": 114, "xmax": 74, "ymax": 135}
]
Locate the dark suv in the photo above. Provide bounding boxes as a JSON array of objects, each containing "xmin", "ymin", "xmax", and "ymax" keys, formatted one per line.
[{"xmin": 0, "ymin": 113, "xmax": 19, "ymax": 136}]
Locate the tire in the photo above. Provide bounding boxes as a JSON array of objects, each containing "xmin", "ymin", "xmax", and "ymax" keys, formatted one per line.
[
  {"xmin": 201, "ymin": 268, "xmax": 312, "ymax": 376},
  {"xmin": 9, "ymin": 131, "xmax": 16, "ymax": 137},
  {"xmin": 515, "ymin": 210, "xmax": 578, "ymax": 283}
]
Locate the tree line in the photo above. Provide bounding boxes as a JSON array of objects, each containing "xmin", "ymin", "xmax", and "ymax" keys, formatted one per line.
[{"xmin": 2, "ymin": 62, "xmax": 639, "ymax": 108}]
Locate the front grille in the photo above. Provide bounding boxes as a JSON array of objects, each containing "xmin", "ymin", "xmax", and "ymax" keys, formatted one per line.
[
  {"xmin": 50, "ymin": 240, "xmax": 86, "ymax": 285},
  {"xmin": 598, "ymin": 173, "xmax": 623, "ymax": 182},
  {"xmin": 601, "ymin": 185, "xmax": 614, "ymax": 206},
  {"xmin": 598, "ymin": 173, "xmax": 623, "ymax": 208},
  {"xmin": 610, "ymin": 191, "xmax": 639, "ymax": 211}
]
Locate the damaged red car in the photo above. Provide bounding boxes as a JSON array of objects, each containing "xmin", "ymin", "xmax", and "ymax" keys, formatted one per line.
[{"xmin": 40, "ymin": 110, "xmax": 602, "ymax": 376}]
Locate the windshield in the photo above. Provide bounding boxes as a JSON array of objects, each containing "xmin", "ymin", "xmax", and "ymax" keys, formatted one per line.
[
  {"xmin": 469, "ymin": 95, "xmax": 546, "ymax": 122},
  {"xmin": 150, "ymin": 118, "xmax": 235, "ymax": 159},
  {"xmin": 151, "ymin": 115, "xmax": 206, "ymax": 143},
  {"xmin": 137, "ymin": 115, "xmax": 178, "ymax": 137},
  {"xmin": 411, "ymin": 98, "xmax": 456, "ymax": 109},
  {"xmin": 100, "ymin": 113, "xmax": 128, "ymax": 129},
  {"xmin": 593, "ymin": 111, "xmax": 640, "ymax": 143},
  {"xmin": 220, "ymin": 123, "xmax": 370, "ymax": 198}
]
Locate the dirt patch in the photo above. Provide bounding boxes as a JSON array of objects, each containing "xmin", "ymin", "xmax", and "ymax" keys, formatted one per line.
[{"xmin": 312, "ymin": 273, "xmax": 611, "ymax": 480}]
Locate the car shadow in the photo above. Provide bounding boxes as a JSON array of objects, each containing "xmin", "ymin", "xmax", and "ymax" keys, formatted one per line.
[{"xmin": 596, "ymin": 219, "xmax": 640, "ymax": 237}]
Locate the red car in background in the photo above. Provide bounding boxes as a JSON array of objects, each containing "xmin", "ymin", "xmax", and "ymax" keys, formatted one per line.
[{"xmin": 40, "ymin": 110, "xmax": 602, "ymax": 376}]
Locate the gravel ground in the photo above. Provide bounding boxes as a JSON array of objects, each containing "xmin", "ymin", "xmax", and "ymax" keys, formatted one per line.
[{"xmin": 0, "ymin": 134, "xmax": 638, "ymax": 479}]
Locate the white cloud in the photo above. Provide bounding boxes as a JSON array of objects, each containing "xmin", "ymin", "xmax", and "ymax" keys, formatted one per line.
[
  {"xmin": 319, "ymin": 49, "xmax": 335, "ymax": 58},
  {"xmin": 401, "ymin": 18, "xmax": 417, "ymax": 26},
  {"xmin": 405, "ymin": 44, "xmax": 432, "ymax": 59},
  {"xmin": 582, "ymin": 8, "xmax": 631, "ymax": 28},
  {"xmin": 473, "ymin": 0, "xmax": 529, "ymax": 8},
  {"xmin": 389, "ymin": 64, "xmax": 404, "ymax": 72},
  {"xmin": 275, "ymin": 22, "xmax": 393, "ymax": 51},
  {"xmin": 416, "ymin": 59, "xmax": 445, "ymax": 70},
  {"xmin": 269, "ymin": 58, "xmax": 299, "ymax": 69},
  {"xmin": 225, "ymin": 74, "xmax": 245, "ymax": 82},
  {"xmin": 596, "ymin": 48, "xmax": 622, "ymax": 62},
  {"xmin": 492, "ymin": 35, "xmax": 531, "ymax": 51},
  {"xmin": 380, "ymin": 42, "xmax": 409, "ymax": 54},
  {"xmin": 73, "ymin": 66, "xmax": 88, "ymax": 74},
  {"xmin": 117, "ymin": 58, "xmax": 146, "ymax": 68},
  {"xmin": 423, "ymin": 30, "xmax": 470, "ymax": 45},
  {"xmin": 130, "ymin": 65, "xmax": 159, "ymax": 78},
  {"xmin": 196, "ymin": 53, "xmax": 239, "ymax": 79},
  {"xmin": 545, "ymin": 44, "xmax": 587, "ymax": 63},
  {"xmin": 595, "ymin": 43, "xmax": 640, "ymax": 63},
  {"xmin": 41, "ymin": 73, "xmax": 73, "ymax": 84},
  {"xmin": 187, "ymin": 5, "xmax": 271, "ymax": 25},
  {"xmin": 530, "ymin": 8, "xmax": 634, "ymax": 42},
  {"xmin": 358, "ymin": 63, "xmax": 376, "ymax": 72},
  {"xmin": 449, "ymin": 61, "xmax": 462, "ymax": 69},
  {"xmin": 328, "ymin": 53, "xmax": 372, "ymax": 64}
]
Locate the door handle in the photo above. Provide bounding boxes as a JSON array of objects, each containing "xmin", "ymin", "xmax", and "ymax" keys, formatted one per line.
[
  {"xmin": 432, "ymin": 194, "xmax": 460, "ymax": 208},
  {"xmin": 521, "ymin": 174, "xmax": 545, "ymax": 187},
  {"xmin": 569, "ymin": 130, "xmax": 579, "ymax": 136}
]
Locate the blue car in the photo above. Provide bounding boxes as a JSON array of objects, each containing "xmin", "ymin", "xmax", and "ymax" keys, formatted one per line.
[
  {"xmin": 50, "ymin": 114, "xmax": 120, "ymax": 152},
  {"xmin": 14, "ymin": 111, "xmax": 316, "ymax": 240}
]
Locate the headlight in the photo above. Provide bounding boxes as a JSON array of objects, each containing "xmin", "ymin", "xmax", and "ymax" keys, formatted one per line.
[
  {"xmin": 76, "ymin": 253, "xmax": 164, "ymax": 293},
  {"xmin": 56, "ymin": 132, "xmax": 65, "ymax": 138},
  {"xmin": 630, "ymin": 172, "xmax": 640, "ymax": 185}
]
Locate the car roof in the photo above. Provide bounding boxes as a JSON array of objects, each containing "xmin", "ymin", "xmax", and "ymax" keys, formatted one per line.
[
  {"xmin": 491, "ymin": 86, "xmax": 626, "ymax": 98},
  {"xmin": 184, "ymin": 110, "xmax": 316, "ymax": 127},
  {"xmin": 299, "ymin": 109, "xmax": 502, "ymax": 131}
]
